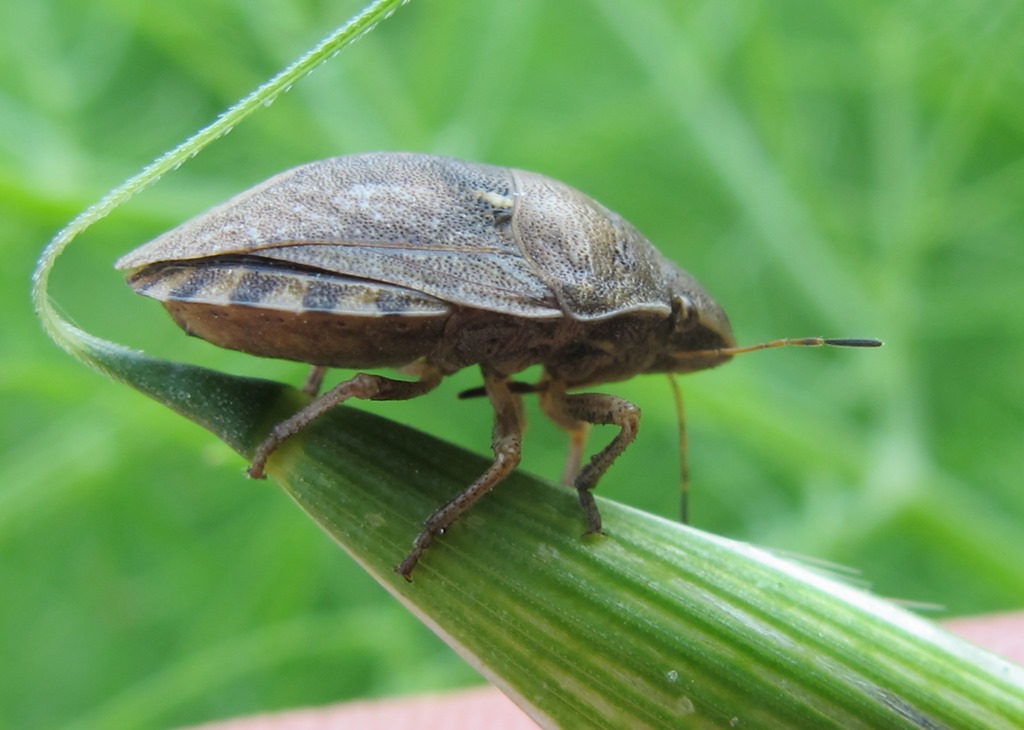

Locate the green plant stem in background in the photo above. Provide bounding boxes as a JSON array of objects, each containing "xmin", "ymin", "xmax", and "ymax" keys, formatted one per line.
[{"xmin": 31, "ymin": 1, "xmax": 1024, "ymax": 727}]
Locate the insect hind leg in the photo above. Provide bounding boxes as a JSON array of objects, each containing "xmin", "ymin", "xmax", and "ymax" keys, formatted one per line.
[{"xmin": 248, "ymin": 364, "xmax": 443, "ymax": 479}]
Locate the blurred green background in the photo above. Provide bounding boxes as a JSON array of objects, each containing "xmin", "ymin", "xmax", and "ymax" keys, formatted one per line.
[{"xmin": 4, "ymin": 1, "xmax": 1024, "ymax": 727}]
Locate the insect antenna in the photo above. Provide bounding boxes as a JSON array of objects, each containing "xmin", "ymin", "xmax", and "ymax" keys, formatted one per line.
[
  {"xmin": 671, "ymin": 336, "xmax": 881, "ymax": 524},
  {"xmin": 675, "ymin": 336, "xmax": 882, "ymax": 362},
  {"xmin": 667, "ymin": 374, "xmax": 690, "ymax": 525}
]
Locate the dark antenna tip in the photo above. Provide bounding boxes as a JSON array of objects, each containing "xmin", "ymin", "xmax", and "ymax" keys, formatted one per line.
[{"xmin": 823, "ymin": 338, "xmax": 884, "ymax": 348}]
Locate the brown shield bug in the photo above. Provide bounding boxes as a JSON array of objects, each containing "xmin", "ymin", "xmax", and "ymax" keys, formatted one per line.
[{"xmin": 116, "ymin": 152, "xmax": 879, "ymax": 579}]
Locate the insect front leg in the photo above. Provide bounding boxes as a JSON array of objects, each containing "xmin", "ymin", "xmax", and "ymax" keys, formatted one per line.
[
  {"xmin": 554, "ymin": 390, "xmax": 641, "ymax": 535},
  {"xmin": 397, "ymin": 370, "xmax": 524, "ymax": 580},
  {"xmin": 248, "ymin": 364, "xmax": 444, "ymax": 479}
]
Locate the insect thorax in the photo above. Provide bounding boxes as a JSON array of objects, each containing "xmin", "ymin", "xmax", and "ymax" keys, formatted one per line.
[{"xmin": 430, "ymin": 308, "xmax": 673, "ymax": 386}]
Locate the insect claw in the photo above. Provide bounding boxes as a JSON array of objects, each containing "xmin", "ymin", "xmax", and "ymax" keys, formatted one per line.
[
  {"xmin": 247, "ymin": 458, "xmax": 268, "ymax": 480},
  {"xmin": 398, "ymin": 524, "xmax": 440, "ymax": 581},
  {"xmin": 575, "ymin": 489, "xmax": 604, "ymax": 535},
  {"xmin": 395, "ymin": 554, "xmax": 419, "ymax": 582}
]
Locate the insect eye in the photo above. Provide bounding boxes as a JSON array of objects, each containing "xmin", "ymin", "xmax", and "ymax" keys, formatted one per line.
[{"xmin": 673, "ymin": 295, "xmax": 699, "ymax": 333}]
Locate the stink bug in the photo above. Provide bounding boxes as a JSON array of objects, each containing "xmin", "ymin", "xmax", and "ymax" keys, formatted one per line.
[{"xmin": 117, "ymin": 152, "xmax": 879, "ymax": 579}]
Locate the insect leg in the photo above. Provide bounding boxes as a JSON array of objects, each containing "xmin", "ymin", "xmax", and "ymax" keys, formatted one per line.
[
  {"xmin": 561, "ymin": 427, "xmax": 592, "ymax": 486},
  {"xmin": 248, "ymin": 365, "xmax": 444, "ymax": 479},
  {"xmin": 397, "ymin": 370, "xmax": 523, "ymax": 580},
  {"xmin": 558, "ymin": 392, "xmax": 641, "ymax": 534},
  {"xmin": 301, "ymin": 365, "xmax": 329, "ymax": 396},
  {"xmin": 538, "ymin": 378, "xmax": 591, "ymax": 485}
]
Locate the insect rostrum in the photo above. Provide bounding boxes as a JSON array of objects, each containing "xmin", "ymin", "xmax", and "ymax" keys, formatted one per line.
[{"xmin": 116, "ymin": 152, "xmax": 745, "ymax": 579}]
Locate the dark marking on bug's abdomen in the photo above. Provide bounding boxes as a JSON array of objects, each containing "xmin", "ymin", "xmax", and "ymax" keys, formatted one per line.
[
  {"xmin": 169, "ymin": 268, "xmax": 217, "ymax": 300},
  {"xmin": 302, "ymin": 280, "xmax": 340, "ymax": 311},
  {"xmin": 231, "ymin": 270, "xmax": 282, "ymax": 305},
  {"xmin": 375, "ymin": 289, "xmax": 412, "ymax": 313}
]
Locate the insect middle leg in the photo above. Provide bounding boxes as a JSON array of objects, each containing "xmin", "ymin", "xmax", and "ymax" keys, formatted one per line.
[
  {"xmin": 397, "ymin": 369, "xmax": 524, "ymax": 580},
  {"xmin": 543, "ymin": 383, "xmax": 641, "ymax": 534},
  {"xmin": 248, "ymin": 364, "xmax": 443, "ymax": 479}
]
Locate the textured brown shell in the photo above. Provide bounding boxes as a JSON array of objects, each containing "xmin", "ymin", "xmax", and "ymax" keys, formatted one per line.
[{"xmin": 116, "ymin": 153, "xmax": 676, "ymax": 321}]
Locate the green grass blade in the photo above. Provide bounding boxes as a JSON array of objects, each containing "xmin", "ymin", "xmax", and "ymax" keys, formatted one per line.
[{"xmin": 268, "ymin": 405, "xmax": 1024, "ymax": 728}]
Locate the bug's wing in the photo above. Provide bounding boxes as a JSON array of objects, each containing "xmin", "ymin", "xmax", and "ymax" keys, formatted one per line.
[
  {"xmin": 509, "ymin": 170, "xmax": 673, "ymax": 320},
  {"xmin": 117, "ymin": 153, "xmax": 562, "ymax": 318}
]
